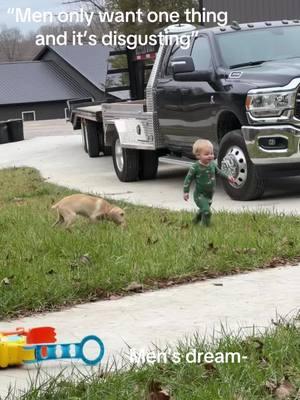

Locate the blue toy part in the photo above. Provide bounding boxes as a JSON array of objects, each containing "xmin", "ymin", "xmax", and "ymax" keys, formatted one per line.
[{"xmin": 26, "ymin": 335, "xmax": 105, "ymax": 366}]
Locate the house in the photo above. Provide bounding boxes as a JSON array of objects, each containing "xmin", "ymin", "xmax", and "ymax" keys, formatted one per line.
[{"xmin": 0, "ymin": 44, "xmax": 117, "ymax": 121}]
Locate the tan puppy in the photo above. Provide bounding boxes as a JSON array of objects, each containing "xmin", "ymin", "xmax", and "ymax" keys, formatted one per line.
[{"xmin": 52, "ymin": 194, "xmax": 126, "ymax": 228}]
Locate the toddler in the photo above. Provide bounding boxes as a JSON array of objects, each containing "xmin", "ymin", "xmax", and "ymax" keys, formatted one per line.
[{"xmin": 183, "ymin": 139, "xmax": 235, "ymax": 226}]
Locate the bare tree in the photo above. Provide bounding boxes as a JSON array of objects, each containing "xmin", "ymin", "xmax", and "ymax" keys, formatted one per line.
[
  {"xmin": 62, "ymin": 0, "xmax": 110, "ymax": 38},
  {"xmin": 36, "ymin": 22, "xmax": 87, "ymax": 43},
  {"xmin": 62, "ymin": 0, "xmax": 106, "ymax": 12},
  {"xmin": 62, "ymin": 0, "xmax": 198, "ymax": 35},
  {"xmin": 0, "ymin": 27, "xmax": 23, "ymax": 61}
]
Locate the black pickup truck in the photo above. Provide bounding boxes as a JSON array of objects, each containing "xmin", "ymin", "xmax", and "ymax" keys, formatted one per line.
[{"xmin": 72, "ymin": 20, "xmax": 300, "ymax": 201}]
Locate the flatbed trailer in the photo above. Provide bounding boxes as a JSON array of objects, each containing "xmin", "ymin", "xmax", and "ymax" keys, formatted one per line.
[{"xmin": 70, "ymin": 46, "xmax": 156, "ymax": 157}]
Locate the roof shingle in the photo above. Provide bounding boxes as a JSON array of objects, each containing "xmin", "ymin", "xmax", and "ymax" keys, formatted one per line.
[
  {"xmin": 0, "ymin": 61, "xmax": 91, "ymax": 105},
  {"xmin": 35, "ymin": 44, "xmax": 111, "ymax": 91}
]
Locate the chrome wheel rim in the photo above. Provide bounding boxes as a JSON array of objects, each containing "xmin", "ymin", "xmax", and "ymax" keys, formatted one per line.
[
  {"xmin": 115, "ymin": 138, "xmax": 124, "ymax": 172},
  {"xmin": 221, "ymin": 146, "xmax": 248, "ymax": 188}
]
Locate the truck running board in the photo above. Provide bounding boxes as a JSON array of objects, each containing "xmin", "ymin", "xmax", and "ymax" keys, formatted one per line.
[{"xmin": 160, "ymin": 156, "xmax": 194, "ymax": 167}]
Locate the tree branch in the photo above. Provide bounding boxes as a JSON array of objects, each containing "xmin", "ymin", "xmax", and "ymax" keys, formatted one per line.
[{"xmin": 62, "ymin": 0, "xmax": 106, "ymax": 13}]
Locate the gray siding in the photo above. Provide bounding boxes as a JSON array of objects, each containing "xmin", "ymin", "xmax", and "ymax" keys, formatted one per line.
[
  {"xmin": 0, "ymin": 101, "xmax": 68, "ymax": 121},
  {"xmin": 40, "ymin": 50, "xmax": 107, "ymax": 101},
  {"xmin": 203, "ymin": 0, "xmax": 300, "ymax": 25}
]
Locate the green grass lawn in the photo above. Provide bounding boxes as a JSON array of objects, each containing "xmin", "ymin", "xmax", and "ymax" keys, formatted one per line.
[
  {"xmin": 17, "ymin": 322, "xmax": 300, "ymax": 399},
  {"xmin": 0, "ymin": 167, "xmax": 300, "ymax": 319}
]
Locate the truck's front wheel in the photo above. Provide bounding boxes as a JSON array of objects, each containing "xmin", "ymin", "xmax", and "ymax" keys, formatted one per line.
[
  {"xmin": 112, "ymin": 135, "xmax": 140, "ymax": 181},
  {"xmin": 218, "ymin": 130, "xmax": 265, "ymax": 200}
]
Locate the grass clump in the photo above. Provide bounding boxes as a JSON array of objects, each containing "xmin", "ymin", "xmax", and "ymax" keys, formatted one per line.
[
  {"xmin": 0, "ymin": 167, "xmax": 300, "ymax": 319},
  {"xmin": 17, "ymin": 322, "xmax": 300, "ymax": 399}
]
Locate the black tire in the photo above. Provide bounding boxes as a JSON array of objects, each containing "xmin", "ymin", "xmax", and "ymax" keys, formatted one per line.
[
  {"xmin": 85, "ymin": 121, "xmax": 100, "ymax": 158},
  {"xmin": 81, "ymin": 120, "xmax": 87, "ymax": 153},
  {"xmin": 218, "ymin": 129, "xmax": 265, "ymax": 201},
  {"xmin": 139, "ymin": 150, "xmax": 158, "ymax": 180},
  {"xmin": 97, "ymin": 125, "xmax": 112, "ymax": 156},
  {"xmin": 112, "ymin": 134, "xmax": 140, "ymax": 181},
  {"xmin": 103, "ymin": 145, "xmax": 112, "ymax": 156}
]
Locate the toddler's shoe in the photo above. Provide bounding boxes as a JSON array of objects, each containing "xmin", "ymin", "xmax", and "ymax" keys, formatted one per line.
[
  {"xmin": 192, "ymin": 212, "xmax": 202, "ymax": 224},
  {"xmin": 201, "ymin": 212, "xmax": 211, "ymax": 227}
]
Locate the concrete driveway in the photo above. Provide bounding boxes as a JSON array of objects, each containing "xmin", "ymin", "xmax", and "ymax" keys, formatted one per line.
[{"xmin": 1, "ymin": 131, "xmax": 300, "ymax": 215}]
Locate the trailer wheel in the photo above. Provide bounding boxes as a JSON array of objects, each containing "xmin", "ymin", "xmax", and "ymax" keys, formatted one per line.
[
  {"xmin": 218, "ymin": 130, "xmax": 265, "ymax": 200},
  {"xmin": 112, "ymin": 135, "xmax": 140, "ymax": 181},
  {"xmin": 102, "ymin": 145, "xmax": 112, "ymax": 156},
  {"xmin": 86, "ymin": 121, "xmax": 100, "ymax": 158},
  {"xmin": 139, "ymin": 150, "xmax": 158, "ymax": 180},
  {"xmin": 81, "ymin": 120, "xmax": 87, "ymax": 153},
  {"xmin": 97, "ymin": 125, "xmax": 112, "ymax": 156}
]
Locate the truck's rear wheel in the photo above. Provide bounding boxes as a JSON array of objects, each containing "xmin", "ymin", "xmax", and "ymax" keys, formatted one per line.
[
  {"xmin": 218, "ymin": 130, "xmax": 265, "ymax": 200},
  {"xmin": 84, "ymin": 121, "xmax": 101, "ymax": 158},
  {"xmin": 103, "ymin": 145, "xmax": 112, "ymax": 156},
  {"xmin": 97, "ymin": 125, "xmax": 112, "ymax": 156},
  {"xmin": 139, "ymin": 150, "xmax": 158, "ymax": 180},
  {"xmin": 81, "ymin": 120, "xmax": 87, "ymax": 153},
  {"xmin": 112, "ymin": 135, "xmax": 140, "ymax": 181}
]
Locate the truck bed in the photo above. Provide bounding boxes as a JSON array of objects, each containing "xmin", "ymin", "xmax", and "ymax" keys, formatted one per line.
[
  {"xmin": 71, "ymin": 100, "xmax": 146, "ymax": 129},
  {"xmin": 101, "ymin": 100, "xmax": 146, "ymax": 115},
  {"xmin": 101, "ymin": 100, "xmax": 157, "ymax": 150}
]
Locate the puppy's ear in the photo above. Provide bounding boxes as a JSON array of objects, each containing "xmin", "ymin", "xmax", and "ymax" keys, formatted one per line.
[{"xmin": 108, "ymin": 207, "xmax": 119, "ymax": 219}]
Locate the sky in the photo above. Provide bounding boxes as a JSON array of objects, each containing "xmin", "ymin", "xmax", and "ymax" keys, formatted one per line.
[{"xmin": 0, "ymin": 0, "xmax": 71, "ymax": 33}]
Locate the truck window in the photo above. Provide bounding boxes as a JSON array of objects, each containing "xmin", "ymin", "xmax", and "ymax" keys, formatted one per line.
[
  {"xmin": 191, "ymin": 36, "xmax": 212, "ymax": 70},
  {"xmin": 216, "ymin": 26, "xmax": 300, "ymax": 68},
  {"xmin": 166, "ymin": 43, "xmax": 191, "ymax": 75}
]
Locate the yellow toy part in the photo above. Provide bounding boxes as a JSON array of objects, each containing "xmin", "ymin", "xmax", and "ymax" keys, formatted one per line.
[{"xmin": 0, "ymin": 335, "xmax": 35, "ymax": 368}]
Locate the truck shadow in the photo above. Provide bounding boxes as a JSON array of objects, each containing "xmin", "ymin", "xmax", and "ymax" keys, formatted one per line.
[
  {"xmin": 263, "ymin": 176, "xmax": 300, "ymax": 200},
  {"xmin": 157, "ymin": 165, "xmax": 187, "ymax": 180},
  {"xmin": 157, "ymin": 163, "xmax": 300, "ymax": 201}
]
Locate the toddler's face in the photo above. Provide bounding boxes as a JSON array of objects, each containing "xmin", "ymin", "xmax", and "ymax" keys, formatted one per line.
[{"xmin": 196, "ymin": 145, "xmax": 214, "ymax": 165}]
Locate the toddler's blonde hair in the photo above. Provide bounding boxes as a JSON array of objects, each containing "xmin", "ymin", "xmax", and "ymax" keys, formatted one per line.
[{"xmin": 192, "ymin": 139, "xmax": 213, "ymax": 156}]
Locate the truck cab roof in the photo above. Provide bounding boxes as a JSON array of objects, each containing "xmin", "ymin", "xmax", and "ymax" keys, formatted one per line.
[{"xmin": 199, "ymin": 19, "xmax": 300, "ymax": 36}]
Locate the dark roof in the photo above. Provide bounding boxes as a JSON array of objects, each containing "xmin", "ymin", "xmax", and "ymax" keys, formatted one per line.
[
  {"xmin": 35, "ymin": 44, "xmax": 111, "ymax": 92},
  {"xmin": 0, "ymin": 61, "xmax": 91, "ymax": 105}
]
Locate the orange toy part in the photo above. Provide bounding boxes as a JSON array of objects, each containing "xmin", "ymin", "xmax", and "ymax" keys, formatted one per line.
[{"xmin": 1, "ymin": 327, "xmax": 56, "ymax": 344}]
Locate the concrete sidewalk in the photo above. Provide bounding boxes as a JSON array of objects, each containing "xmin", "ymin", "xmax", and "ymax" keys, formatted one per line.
[{"xmin": 0, "ymin": 265, "xmax": 299, "ymax": 398}]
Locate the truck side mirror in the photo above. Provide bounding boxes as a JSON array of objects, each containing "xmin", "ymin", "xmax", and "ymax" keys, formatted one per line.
[
  {"xmin": 171, "ymin": 56, "xmax": 195, "ymax": 74},
  {"xmin": 172, "ymin": 56, "xmax": 213, "ymax": 82}
]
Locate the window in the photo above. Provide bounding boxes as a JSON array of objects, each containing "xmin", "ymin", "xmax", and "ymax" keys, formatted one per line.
[
  {"xmin": 191, "ymin": 36, "xmax": 212, "ymax": 70},
  {"xmin": 166, "ymin": 43, "xmax": 191, "ymax": 75},
  {"xmin": 22, "ymin": 111, "xmax": 36, "ymax": 121},
  {"xmin": 216, "ymin": 26, "xmax": 300, "ymax": 68}
]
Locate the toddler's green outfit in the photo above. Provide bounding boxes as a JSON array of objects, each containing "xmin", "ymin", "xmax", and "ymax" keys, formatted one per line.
[{"xmin": 183, "ymin": 161, "xmax": 229, "ymax": 226}]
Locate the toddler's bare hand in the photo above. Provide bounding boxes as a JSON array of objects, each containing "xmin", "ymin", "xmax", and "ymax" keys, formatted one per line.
[
  {"xmin": 228, "ymin": 176, "xmax": 236, "ymax": 183},
  {"xmin": 183, "ymin": 193, "xmax": 189, "ymax": 201}
]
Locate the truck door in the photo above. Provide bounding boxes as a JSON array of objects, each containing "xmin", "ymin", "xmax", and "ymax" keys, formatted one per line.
[
  {"xmin": 156, "ymin": 43, "xmax": 191, "ymax": 150},
  {"xmin": 181, "ymin": 35, "xmax": 219, "ymax": 148}
]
